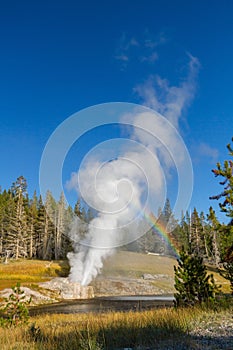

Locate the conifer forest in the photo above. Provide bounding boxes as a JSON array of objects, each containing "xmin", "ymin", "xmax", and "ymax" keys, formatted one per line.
[{"xmin": 0, "ymin": 140, "xmax": 233, "ymax": 270}]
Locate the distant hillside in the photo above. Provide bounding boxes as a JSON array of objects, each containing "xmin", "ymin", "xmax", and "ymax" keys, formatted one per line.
[
  {"xmin": 91, "ymin": 251, "xmax": 177, "ymax": 296},
  {"xmin": 101, "ymin": 250, "xmax": 177, "ymax": 278},
  {"xmin": 92, "ymin": 251, "xmax": 230, "ymax": 296}
]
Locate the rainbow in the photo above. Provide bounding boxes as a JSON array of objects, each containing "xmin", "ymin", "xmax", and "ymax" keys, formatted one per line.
[{"xmin": 144, "ymin": 211, "xmax": 180, "ymax": 258}]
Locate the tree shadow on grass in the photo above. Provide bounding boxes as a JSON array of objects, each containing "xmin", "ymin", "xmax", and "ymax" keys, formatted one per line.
[
  {"xmin": 29, "ymin": 329, "xmax": 233, "ymax": 350},
  {"xmin": 28, "ymin": 323, "xmax": 209, "ymax": 350},
  {"xmin": 206, "ymin": 264, "xmax": 219, "ymax": 273},
  {"xmin": 55, "ymin": 260, "xmax": 70, "ymax": 277}
]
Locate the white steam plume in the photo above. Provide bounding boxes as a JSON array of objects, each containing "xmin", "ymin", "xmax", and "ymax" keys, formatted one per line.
[
  {"xmin": 66, "ymin": 56, "xmax": 198, "ymax": 286},
  {"xmin": 134, "ymin": 54, "xmax": 200, "ymax": 128},
  {"xmin": 67, "ymin": 142, "xmax": 163, "ymax": 285}
]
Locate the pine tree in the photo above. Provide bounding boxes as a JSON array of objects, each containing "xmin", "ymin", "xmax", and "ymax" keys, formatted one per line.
[
  {"xmin": 11, "ymin": 176, "xmax": 27, "ymax": 197},
  {"xmin": 6, "ymin": 177, "xmax": 28, "ymax": 259},
  {"xmin": 175, "ymin": 212, "xmax": 189, "ymax": 252},
  {"xmin": 163, "ymin": 198, "xmax": 177, "ymax": 232},
  {"xmin": 0, "ymin": 177, "xmax": 76, "ymax": 260},
  {"xmin": 27, "ymin": 191, "xmax": 38, "ymax": 258},
  {"xmin": 73, "ymin": 198, "xmax": 88, "ymax": 240},
  {"xmin": 210, "ymin": 138, "xmax": 233, "ymax": 292},
  {"xmin": 0, "ymin": 190, "xmax": 11, "ymax": 258},
  {"xmin": 190, "ymin": 208, "xmax": 205, "ymax": 256},
  {"xmin": 54, "ymin": 192, "xmax": 66, "ymax": 260},
  {"xmin": 207, "ymin": 207, "xmax": 221, "ymax": 266},
  {"xmin": 37, "ymin": 194, "xmax": 55, "ymax": 260},
  {"xmin": 62, "ymin": 205, "xmax": 73, "ymax": 257},
  {"xmin": 178, "ymin": 210, "xmax": 192, "ymax": 251},
  {"xmin": 219, "ymin": 262, "xmax": 233, "ymax": 294},
  {"xmin": 174, "ymin": 248, "xmax": 219, "ymax": 307},
  {"xmin": 74, "ymin": 199, "xmax": 86, "ymax": 220},
  {"xmin": 210, "ymin": 138, "xmax": 233, "ymax": 217},
  {"xmin": 157, "ymin": 199, "xmax": 178, "ymax": 255},
  {"xmin": 199, "ymin": 211, "xmax": 212, "ymax": 260}
]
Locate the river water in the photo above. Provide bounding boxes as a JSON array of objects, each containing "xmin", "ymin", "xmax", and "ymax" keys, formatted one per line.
[{"xmin": 29, "ymin": 295, "xmax": 174, "ymax": 316}]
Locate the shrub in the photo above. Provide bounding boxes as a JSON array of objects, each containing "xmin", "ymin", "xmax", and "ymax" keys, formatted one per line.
[
  {"xmin": 0, "ymin": 282, "xmax": 31, "ymax": 327},
  {"xmin": 219, "ymin": 262, "xmax": 233, "ymax": 294},
  {"xmin": 174, "ymin": 248, "xmax": 220, "ymax": 307}
]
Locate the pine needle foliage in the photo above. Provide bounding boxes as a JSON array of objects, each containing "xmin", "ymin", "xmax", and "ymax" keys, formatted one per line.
[
  {"xmin": 0, "ymin": 282, "xmax": 30, "ymax": 327},
  {"xmin": 219, "ymin": 261, "xmax": 233, "ymax": 295},
  {"xmin": 174, "ymin": 248, "xmax": 219, "ymax": 307}
]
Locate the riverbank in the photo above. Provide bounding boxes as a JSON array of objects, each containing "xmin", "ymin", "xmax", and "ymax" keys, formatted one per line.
[
  {"xmin": 0, "ymin": 305, "xmax": 232, "ymax": 349},
  {"xmin": 0, "ymin": 252, "xmax": 231, "ymax": 307},
  {"xmin": 0, "ymin": 255, "xmax": 232, "ymax": 349},
  {"xmin": 29, "ymin": 295, "xmax": 174, "ymax": 316}
]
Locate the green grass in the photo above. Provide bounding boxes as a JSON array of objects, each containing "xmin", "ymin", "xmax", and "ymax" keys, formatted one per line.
[{"xmin": 101, "ymin": 251, "xmax": 177, "ymax": 277}]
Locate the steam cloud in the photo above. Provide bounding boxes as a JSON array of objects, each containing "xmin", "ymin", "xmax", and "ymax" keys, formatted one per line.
[
  {"xmin": 66, "ymin": 111, "xmax": 183, "ymax": 285},
  {"xmin": 66, "ymin": 56, "xmax": 198, "ymax": 286}
]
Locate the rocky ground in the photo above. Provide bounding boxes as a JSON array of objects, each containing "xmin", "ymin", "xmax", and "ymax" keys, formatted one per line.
[
  {"xmin": 92, "ymin": 274, "xmax": 174, "ymax": 297},
  {"xmin": 0, "ymin": 273, "xmax": 232, "ymax": 349},
  {"xmin": 0, "ymin": 278, "xmax": 94, "ymax": 306},
  {"xmin": 115, "ymin": 311, "xmax": 233, "ymax": 350},
  {"xmin": 0, "ymin": 286, "xmax": 54, "ymax": 305},
  {"xmin": 0, "ymin": 274, "xmax": 175, "ymax": 306},
  {"xmin": 188, "ymin": 311, "xmax": 233, "ymax": 350},
  {"xmin": 39, "ymin": 277, "xmax": 94, "ymax": 299}
]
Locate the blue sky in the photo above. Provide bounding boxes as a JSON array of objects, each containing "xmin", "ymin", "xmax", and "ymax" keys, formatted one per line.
[{"xmin": 1, "ymin": 0, "xmax": 233, "ymax": 222}]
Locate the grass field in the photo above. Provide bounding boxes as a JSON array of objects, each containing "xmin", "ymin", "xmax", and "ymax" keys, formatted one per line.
[
  {"xmin": 0, "ymin": 251, "xmax": 231, "ymax": 293},
  {"xmin": 102, "ymin": 251, "xmax": 177, "ymax": 277},
  {"xmin": 0, "ymin": 305, "xmax": 232, "ymax": 349},
  {"xmin": 0, "ymin": 260, "xmax": 64, "ymax": 290},
  {"xmin": 0, "ymin": 253, "xmax": 232, "ymax": 349},
  {"xmin": 100, "ymin": 251, "xmax": 230, "ymax": 293}
]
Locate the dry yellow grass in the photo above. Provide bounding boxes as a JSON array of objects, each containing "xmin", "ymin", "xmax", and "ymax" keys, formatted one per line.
[
  {"xmin": 102, "ymin": 251, "xmax": 177, "ymax": 277},
  {"xmin": 0, "ymin": 260, "xmax": 62, "ymax": 289},
  {"xmin": 101, "ymin": 251, "xmax": 231, "ymax": 293},
  {"xmin": 0, "ymin": 254, "xmax": 232, "ymax": 349},
  {"xmin": 0, "ymin": 307, "xmax": 194, "ymax": 349},
  {"xmin": 0, "ymin": 305, "xmax": 232, "ymax": 350},
  {"xmin": 2, "ymin": 252, "xmax": 176, "ymax": 295},
  {"xmin": 0, "ymin": 252, "xmax": 230, "ymax": 293}
]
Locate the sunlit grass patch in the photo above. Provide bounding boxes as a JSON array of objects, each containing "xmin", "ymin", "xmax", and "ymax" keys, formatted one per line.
[
  {"xmin": 0, "ymin": 260, "xmax": 63, "ymax": 290},
  {"xmin": 0, "ymin": 299, "xmax": 232, "ymax": 349},
  {"xmin": 102, "ymin": 251, "xmax": 177, "ymax": 278}
]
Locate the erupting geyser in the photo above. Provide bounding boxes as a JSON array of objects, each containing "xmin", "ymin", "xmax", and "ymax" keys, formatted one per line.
[
  {"xmin": 66, "ymin": 109, "xmax": 173, "ymax": 287},
  {"xmin": 65, "ymin": 104, "xmax": 193, "ymax": 286}
]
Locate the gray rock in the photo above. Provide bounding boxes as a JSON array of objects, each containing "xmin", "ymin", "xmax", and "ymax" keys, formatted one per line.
[
  {"xmin": 0, "ymin": 287, "xmax": 53, "ymax": 305},
  {"xmin": 142, "ymin": 274, "xmax": 155, "ymax": 280},
  {"xmin": 39, "ymin": 277, "xmax": 94, "ymax": 299},
  {"xmin": 142, "ymin": 273, "xmax": 171, "ymax": 280}
]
